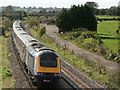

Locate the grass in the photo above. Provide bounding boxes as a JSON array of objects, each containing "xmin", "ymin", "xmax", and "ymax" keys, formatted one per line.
[
  {"xmin": 96, "ymin": 15, "xmax": 118, "ymax": 19},
  {"xmin": 97, "ymin": 21, "xmax": 119, "ymax": 54},
  {"xmin": 30, "ymin": 28, "xmax": 120, "ymax": 89},
  {"xmin": 0, "ymin": 31, "xmax": 15, "ymax": 89}
]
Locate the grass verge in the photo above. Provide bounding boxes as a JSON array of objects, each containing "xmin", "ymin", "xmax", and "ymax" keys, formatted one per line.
[{"xmin": 0, "ymin": 31, "xmax": 15, "ymax": 89}]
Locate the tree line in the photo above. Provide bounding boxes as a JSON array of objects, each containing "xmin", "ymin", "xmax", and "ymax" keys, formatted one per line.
[
  {"xmin": 95, "ymin": 6, "xmax": 120, "ymax": 16},
  {"xmin": 85, "ymin": 2, "xmax": 120, "ymax": 16},
  {"xmin": 2, "ymin": 5, "xmax": 27, "ymax": 20}
]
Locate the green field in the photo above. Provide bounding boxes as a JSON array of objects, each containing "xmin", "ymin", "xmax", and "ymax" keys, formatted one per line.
[
  {"xmin": 97, "ymin": 21, "xmax": 119, "ymax": 54},
  {"xmin": 96, "ymin": 15, "xmax": 118, "ymax": 19}
]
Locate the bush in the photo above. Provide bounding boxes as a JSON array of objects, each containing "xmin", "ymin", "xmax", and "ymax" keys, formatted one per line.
[
  {"xmin": 72, "ymin": 28, "xmax": 86, "ymax": 38},
  {"xmin": 114, "ymin": 56, "xmax": 120, "ymax": 63},
  {"xmin": 39, "ymin": 26, "xmax": 46, "ymax": 37},
  {"xmin": 68, "ymin": 29, "xmax": 102, "ymax": 53},
  {"xmin": 0, "ymin": 17, "xmax": 12, "ymax": 36},
  {"xmin": 71, "ymin": 30, "xmax": 102, "ymax": 44},
  {"xmin": 27, "ymin": 17, "xmax": 39, "ymax": 28},
  {"xmin": 72, "ymin": 31, "xmax": 82, "ymax": 38},
  {"xmin": 0, "ymin": 66, "xmax": 12, "ymax": 80},
  {"xmin": 82, "ymin": 38, "xmax": 99, "ymax": 52},
  {"xmin": 98, "ymin": 44, "xmax": 107, "ymax": 55}
]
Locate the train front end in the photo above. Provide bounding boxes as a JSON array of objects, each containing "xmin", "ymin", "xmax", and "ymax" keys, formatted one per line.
[{"xmin": 34, "ymin": 50, "xmax": 61, "ymax": 84}]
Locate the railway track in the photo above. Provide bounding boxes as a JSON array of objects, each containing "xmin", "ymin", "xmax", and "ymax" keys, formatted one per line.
[
  {"xmin": 11, "ymin": 34, "xmax": 37, "ymax": 88},
  {"xmin": 62, "ymin": 67, "xmax": 90, "ymax": 89},
  {"xmin": 61, "ymin": 60, "xmax": 107, "ymax": 89}
]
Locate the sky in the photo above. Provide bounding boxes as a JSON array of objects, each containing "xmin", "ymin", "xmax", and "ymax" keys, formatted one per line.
[{"xmin": 0, "ymin": 0, "xmax": 120, "ymax": 9}]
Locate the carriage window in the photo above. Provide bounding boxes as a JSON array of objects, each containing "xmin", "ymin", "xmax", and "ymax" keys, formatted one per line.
[{"xmin": 40, "ymin": 58, "xmax": 57, "ymax": 67}]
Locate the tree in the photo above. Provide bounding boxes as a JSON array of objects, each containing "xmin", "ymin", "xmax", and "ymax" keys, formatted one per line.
[
  {"xmin": 85, "ymin": 2, "xmax": 99, "ymax": 14},
  {"xmin": 0, "ymin": 17, "xmax": 12, "ymax": 36},
  {"xmin": 23, "ymin": 11, "xmax": 27, "ymax": 17},
  {"xmin": 95, "ymin": 9, "xmax": 99, "ymax": 15},
  {"xmin": 5, "ymin": 5, "xmax": 14, "ymax": 12},
  {"xmin": 97, "ymin": 6, "xmax": 120, "ymax": 16},
  {"xmin": 2, "ymin": 18, "xmax": 12, "ymax": 30},
  {"xmin": 83, "ymin": 5, "xmax": 97, "ymax": 31},
  {"xmin": 0, "ymin": 25, "xmax": 6, "ymax": 36},
  {"xmin": 99, "ymin": 9, "xmax": 107, "ymax": 15},
  {"xmin": 56, "ymin": 8, "xmax": 72, "ymax": 31},
  {"xmin": 56, "ymin": 5, "xmax": 97, "ymax": 32},
  {"xmin": 27, "ymin": 17, "xmax": 39, "ymax": 28},
  {"xmin": 17, "ymin": 11, "xmax": 23, "ymax": 20},
  {"xmin": 85, "ymin": 2, "xmax": 98, "ymax": 9},
  {"xmin": 108, "ymin": 6, "xmax": 119, "ymax": 16}
]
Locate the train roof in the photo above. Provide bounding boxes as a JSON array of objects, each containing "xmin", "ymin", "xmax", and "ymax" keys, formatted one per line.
[{"xmin": 13, "ymin": 20, "xmax": 54, "ymax": 55}]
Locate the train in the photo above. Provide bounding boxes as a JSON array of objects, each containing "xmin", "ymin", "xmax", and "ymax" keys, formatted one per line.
[{"xmin": 12, "ymin": 20, "xmax": 61, "ymax": 86}]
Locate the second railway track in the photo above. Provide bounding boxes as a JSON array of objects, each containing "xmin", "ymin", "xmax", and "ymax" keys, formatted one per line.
[
  {"xmin": 61, "ymin": 60, "xmax": 107, "ymax": 89},
  {"xmin": 62, "ymin": 67, "xmax": 90, "ymax": 89}
]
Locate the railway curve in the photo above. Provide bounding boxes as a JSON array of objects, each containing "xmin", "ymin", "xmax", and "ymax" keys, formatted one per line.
[{"xmin": 8, "ymin": 21, "xmax": 78, "ymax": 89}]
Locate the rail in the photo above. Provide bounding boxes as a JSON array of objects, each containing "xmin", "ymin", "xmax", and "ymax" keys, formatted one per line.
[
  {"xmin": 62, "ymin": 67, "xmax": 90, "ymax": 89},
  {"xmin": 61, "ymin": 59, "xmax": 107, "ymax": 89}
]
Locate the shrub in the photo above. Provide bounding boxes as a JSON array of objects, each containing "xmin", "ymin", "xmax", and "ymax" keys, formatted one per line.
[
  {"xmin": 72, "ymin": 31, "xmax": 81, "ymax": 38},
  {"xmin": 107, "ymin": 53, "xmax": 117, "ymax": 60},
  {"xmin": 72, "ymin": 30, "xmax": 102, "ymax": 44},
  {"xmin": 98, "ymin": 44, "xmax": 107, "ymax": 55},
  {"xmin": 27, "ymin": 17, "xmax": 39, "ymax": 28},
  {"xmin": 81, "ymin": 31, "xmax": 102, "ymax": 44},
  {"xmin": 39, "ymin": 26, "xmax": 46, "ymax": 37},
  {"xmin": 82, "ymin": 38, "xmax": 99, "ymax": 52},
  {"xmin": 114, "ymin": 56, "xmax": 120, "ymax": 63},
  {"xmin": 0, "ymin": 66, "xmax": 12, "ymax": 80}
]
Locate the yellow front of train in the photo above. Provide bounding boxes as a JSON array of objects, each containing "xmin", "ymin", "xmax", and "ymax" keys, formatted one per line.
[{"xmin": 34, "ymin": 50, "xmax": 61, "ymax": 84}]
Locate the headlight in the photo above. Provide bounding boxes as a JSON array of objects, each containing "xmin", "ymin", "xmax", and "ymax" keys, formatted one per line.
[{"xmin": 55, "ymin": 73, "xmax": 60, "ymax": 76}]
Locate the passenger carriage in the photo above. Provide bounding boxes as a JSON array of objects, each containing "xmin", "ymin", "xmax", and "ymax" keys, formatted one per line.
[{"xmin": 12, "ymin": 21, "xmax": 61, "ymax": 85}]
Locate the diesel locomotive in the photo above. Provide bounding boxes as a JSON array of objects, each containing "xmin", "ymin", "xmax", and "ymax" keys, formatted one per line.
[{"xmin": 12, "ymin": 20, "xmax": 61, "ymax": 85}]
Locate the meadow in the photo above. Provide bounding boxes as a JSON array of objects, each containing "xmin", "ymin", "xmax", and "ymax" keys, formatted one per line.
[{"xmin": 97, "ymin": 21, "xmax": 119, "ymax": 54}]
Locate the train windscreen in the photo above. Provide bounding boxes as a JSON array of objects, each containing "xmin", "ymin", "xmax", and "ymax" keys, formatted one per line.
[{"xmin": 40, "ymin": 58, "xmax": 57, "ymax": 67}]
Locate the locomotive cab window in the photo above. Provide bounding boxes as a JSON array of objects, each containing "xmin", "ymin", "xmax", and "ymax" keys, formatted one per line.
[{"xmin": 40, "ymin": 58, "xmax": 57, "ymax": 67}]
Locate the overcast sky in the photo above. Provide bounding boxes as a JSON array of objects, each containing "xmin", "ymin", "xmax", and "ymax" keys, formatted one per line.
[{"xmin": 0, "ymin": 0, "xmax": 119, "ymax": 9}]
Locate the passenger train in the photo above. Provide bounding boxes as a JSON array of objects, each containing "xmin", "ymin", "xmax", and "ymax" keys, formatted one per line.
[{"xmin": 12, "ymin": 20, "xmax": 61, "ymax": 85}]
